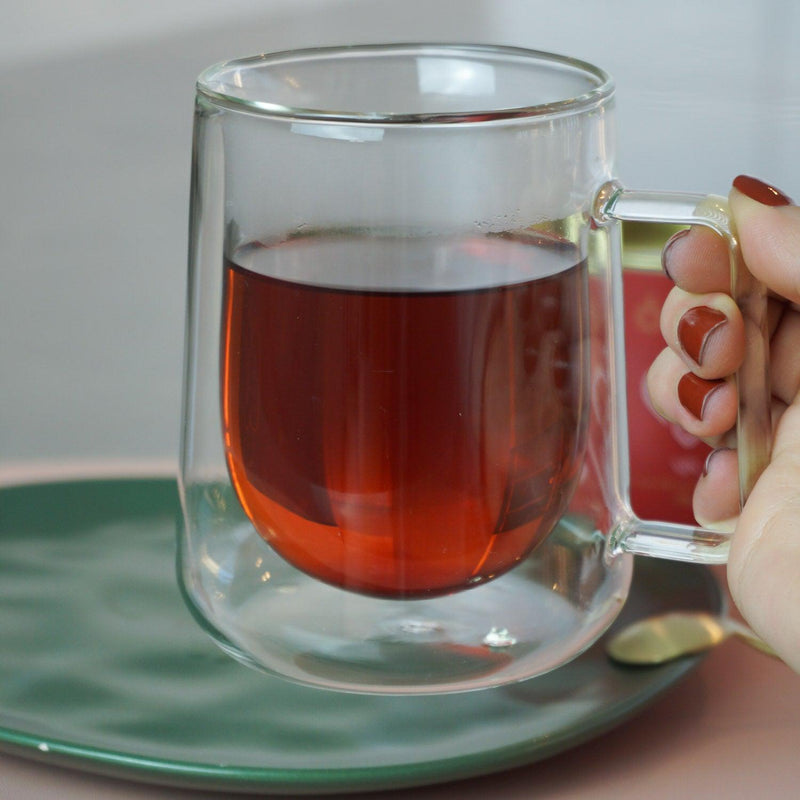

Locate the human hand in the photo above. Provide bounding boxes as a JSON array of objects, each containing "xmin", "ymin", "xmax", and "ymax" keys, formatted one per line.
[{"xmin": 647, "ymin": 175, "xmax": 800, "ymax": 672}]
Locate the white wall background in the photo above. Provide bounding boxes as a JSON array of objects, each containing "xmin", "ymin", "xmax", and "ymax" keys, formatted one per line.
[{"xmin": 2, "ymin": 0, "xmax": 799, "ymax": 477}]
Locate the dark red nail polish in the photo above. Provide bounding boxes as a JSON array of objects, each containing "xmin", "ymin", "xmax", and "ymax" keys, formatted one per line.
[
  {"xmin": 678, "ymin": 306, "xmax": 727, "ymax": 366},
  {"xmin": 678, "ymin": 372, "xmax": 724, "ymax": 421},
  {"xmin": 660, "ymin": 227, "xmax": 690, "ymax": 281},
  {"xmin": 733, "ymin": 174, "xmax": 793, "ymax": 207}
]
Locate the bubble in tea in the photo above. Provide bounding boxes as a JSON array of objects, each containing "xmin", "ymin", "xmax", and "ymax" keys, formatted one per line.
[{"xmin": 221, "ymin": 232, "xmax": 589, "ymax": 598}]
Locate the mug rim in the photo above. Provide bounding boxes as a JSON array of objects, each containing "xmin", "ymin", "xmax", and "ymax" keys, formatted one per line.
[{"xmin": 196, "ymin": 42, "xmax": 614, "ymax": 125}]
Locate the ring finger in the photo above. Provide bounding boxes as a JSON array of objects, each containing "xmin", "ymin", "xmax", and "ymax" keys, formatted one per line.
[{"xmin": 646, "ymin": 347, "xmax": 738, "ymax": 442}]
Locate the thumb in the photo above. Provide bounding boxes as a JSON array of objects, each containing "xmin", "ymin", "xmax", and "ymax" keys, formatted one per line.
[
  {"xmin": 728, "ymin": 398, "xmax": 800, "ymax": 673},
  {"xmin": 729, "ymin": 175, "xmax": 800, "ymax": 304}
]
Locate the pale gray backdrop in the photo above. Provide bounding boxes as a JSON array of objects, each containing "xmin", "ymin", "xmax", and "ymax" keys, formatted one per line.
[{"xmin": 2, "ymin": 0, "xmax": 798, "ymax": 477}]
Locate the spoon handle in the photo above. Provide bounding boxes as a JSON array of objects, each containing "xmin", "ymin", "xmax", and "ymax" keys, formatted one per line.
[{"xmin": 724, "ymin": 619, "xmax": 781, "ymax": 658}]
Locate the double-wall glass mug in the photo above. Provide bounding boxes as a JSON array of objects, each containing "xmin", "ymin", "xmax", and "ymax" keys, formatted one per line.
[{"xmin": 179, "ymin": 44, "xmax": 771, "ymax": 694}]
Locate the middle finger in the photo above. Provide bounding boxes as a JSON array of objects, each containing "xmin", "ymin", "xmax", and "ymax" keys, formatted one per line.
[{"xmin": 660, "ymin": 285, "xmax": 745, "ymax": 379}]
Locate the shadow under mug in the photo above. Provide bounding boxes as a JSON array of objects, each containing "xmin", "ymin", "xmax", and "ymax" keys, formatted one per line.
[{"xmin": 178, "ymin": 44, "xmax": 771, "ymax": 694}]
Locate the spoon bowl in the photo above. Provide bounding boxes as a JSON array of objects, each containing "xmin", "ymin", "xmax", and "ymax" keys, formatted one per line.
[{"xmin": 606, "ymin": 611, "xmax": 779, "ymax": 666}]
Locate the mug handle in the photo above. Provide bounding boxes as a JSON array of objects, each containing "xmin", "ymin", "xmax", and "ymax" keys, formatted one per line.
[{"xmin": 593, "ymin": 181, "xmax": 772, "ymax": 563}]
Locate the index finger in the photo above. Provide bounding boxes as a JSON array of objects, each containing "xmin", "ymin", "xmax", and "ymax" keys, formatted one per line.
[{"xmin": 661, "ymin": 225, "xmax": 731, "ymax": 294}]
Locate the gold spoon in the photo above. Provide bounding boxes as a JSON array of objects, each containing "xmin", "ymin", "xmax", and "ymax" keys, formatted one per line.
[{"xmin": 606, "ymin": 611, "xmax": 779, "ymax": 665}]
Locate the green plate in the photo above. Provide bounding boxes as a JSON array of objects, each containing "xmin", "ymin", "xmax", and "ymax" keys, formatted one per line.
[{"xmin": 0, "ymin": 477, "xmax": 722, "ymax": 795}]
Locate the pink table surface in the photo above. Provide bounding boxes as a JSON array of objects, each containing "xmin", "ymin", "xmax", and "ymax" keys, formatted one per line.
[{"xmin": 2, "ymin": 581, "xmax": 798, "ymax": 800}]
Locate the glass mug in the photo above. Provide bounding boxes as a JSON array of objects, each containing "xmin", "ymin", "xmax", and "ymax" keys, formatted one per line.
[{"xmin": 178, "ymin": 44, "xmax": 770, "ymax": 694}]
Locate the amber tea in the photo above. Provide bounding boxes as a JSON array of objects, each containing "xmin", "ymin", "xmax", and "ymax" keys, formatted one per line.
[{"xmin": 221, "ymin": 232, "xmax": 589, "ymax": 598}]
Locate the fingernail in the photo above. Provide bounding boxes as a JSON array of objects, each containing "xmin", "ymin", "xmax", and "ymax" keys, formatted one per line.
[
  {"xmin": 733, "ymin": 174, "xmax": 793, "ymax": 207},
  {"xmin": 678, "ymin": 306, "xmax": 727, "ymax": 366},
  {"xmin": 702, "ymin": 447, "xmax": 732, "ymax": 477},
  {"xmin": 660, "ymin": 228, "xmax": 690, "ymax": 280},
  {"xmin": 698, "ymin": 517, "xmax": 736, "ymax": 534},
  {"xmin": 678, "ymin": 372, "xmax": 724, "ymax": 421}
]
